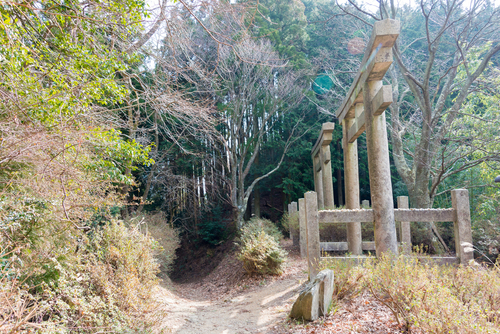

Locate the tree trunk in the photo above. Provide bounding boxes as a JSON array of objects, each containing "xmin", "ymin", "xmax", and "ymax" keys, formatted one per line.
[
  {"xmin": 254, "ymin": 187, "xmax": 261, "ymax": 218},
  {"xmin": 408, "ymin": 186, "xmax": 450, "ymax": 253}
]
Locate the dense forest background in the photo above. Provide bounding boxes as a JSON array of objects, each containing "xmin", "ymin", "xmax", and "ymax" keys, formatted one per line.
[
  {"xmin": 124, "ymin": 0, "xmax": 500, "ymax": 255},
  {"xmin": 1, "ymin": 0, "xmax": 500, "ymax": 330}
]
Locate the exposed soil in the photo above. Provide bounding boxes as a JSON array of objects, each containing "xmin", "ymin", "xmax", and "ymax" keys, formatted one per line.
[
  {"xmin": 170, "ymin": 233, "xmax": 237, "ymax": 283},
  {"xmin": 153, "ymin": 240, "xmax": 403, "ymax": 334}
]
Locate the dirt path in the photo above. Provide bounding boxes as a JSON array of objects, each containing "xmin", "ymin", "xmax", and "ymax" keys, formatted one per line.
[
  {"xmin": 153, "ymin": 241, "xmax": 308, "ymax": 333},
  {"xmin": 151, "ymin": 241, "xmax": 400, "ymax": 334},
  {"xmin": 154, "ymin": 276, "xmax": 304, "ymax": 333}
]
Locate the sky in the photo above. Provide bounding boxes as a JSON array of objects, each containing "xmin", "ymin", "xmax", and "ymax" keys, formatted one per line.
[{"xmin": 339, "ymin": 0, "xmax": 500, "ymax": 10}]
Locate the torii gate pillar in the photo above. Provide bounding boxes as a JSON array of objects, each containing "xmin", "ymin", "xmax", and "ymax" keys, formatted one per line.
[
  {"xmin": 337, "ymin": 19, "xmax": 400, "ymax": 257},
  {"xmin": 343, "ymin": 116, "xmax": 362, "ymax": 255},
  {"xmin": 365, "ymin": 81, "xmax": 398, "ymax": 255}
]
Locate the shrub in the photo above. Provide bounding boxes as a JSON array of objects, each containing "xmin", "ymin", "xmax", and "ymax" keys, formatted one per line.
[
  {"xmin": 241, "ymin": 217, "xmax": 283, "ymax": 243},
  {"xmin": 1, "ymin": 220, "xmax": 163, "ymax": 333},
  {"xmin": 320, "ymin": 257, "xmax": 365, "ymax": 302},
  {"xmin": 134, "ymin": 212, "xmax": 180, "ymax": 274},
  {"xmin": 238, "ymin": 231, "xmax": 287, "ymax": 275},
  {"xmin": 364, "ymin": 255, "xmax": 500, "ymax": 333},
  {"xmin": 321, "ymin": 254, "xmax": 500, "ymax": 333},
  {"xmin": 238, "ymin": 218, "xmax": 286, "ymax": 275}
]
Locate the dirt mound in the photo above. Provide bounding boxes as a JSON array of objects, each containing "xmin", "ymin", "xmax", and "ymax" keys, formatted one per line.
[
  {"xmin": 170, "ymin": 233, "xmax": 237, "ymax": 283},
  {"xmin": 174, "ymin": 239, "xmax": 304, "ymax": 302}
]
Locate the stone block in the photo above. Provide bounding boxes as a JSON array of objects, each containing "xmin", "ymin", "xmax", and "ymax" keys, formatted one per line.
[{"xmin": 290, "ymin": 269, "xmax": 334, "ymax": 321}]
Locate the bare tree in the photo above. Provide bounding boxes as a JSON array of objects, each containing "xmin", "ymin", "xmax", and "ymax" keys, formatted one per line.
[{"xmin": 215, "ymin": 39, "xmax": 304, "ymax": 227}]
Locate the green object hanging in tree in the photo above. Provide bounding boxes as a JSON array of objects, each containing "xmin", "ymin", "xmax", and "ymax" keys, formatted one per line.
[{"xmin": 313, "ymin": 74, "xmax": 333, "ymax": 95}]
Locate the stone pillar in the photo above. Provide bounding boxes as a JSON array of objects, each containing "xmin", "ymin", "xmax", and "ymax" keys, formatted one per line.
[
  {"xmin": 343, "ymin": 115, "xmax": 362, "ymax": 255},
  {"xmin": 364, "ymin": 81, "xmax": 398, "ymax": 256},
  {"xmin": 305, "ymin": 191, "xmax": 320, "ymax": 280},
  {"xmin": 361, "ymin": 200, "xmax": 370, "ymax": 209},
  {"xmin": 320, "ymin": 145, "xmax": 335, "ymax": 209},
  {"xmin": 299, "ymin": 198, "xmax": 307, "ymax": 258},
  {"xmin": 451, "ymin": 189, "xmax": 473, "ymax": 264},
  {"xmin": 313, "ymin": 155, "xmax": 324, "ymax": 210},
  {"xmin": 290, "ymin": 201, "xmax": 299, "ymax": 246},
  {"xmin": 288, "ymin": 203, "xmax": 292, "ymax": 239},
  {"xmin": 397, "ymin": 196, "xmax": 411, "ymax": 254}
]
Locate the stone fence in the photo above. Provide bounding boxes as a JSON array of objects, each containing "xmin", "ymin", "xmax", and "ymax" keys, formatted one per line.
[{"xmin": 288, "ymin": 189, "xmax": 473, "ymax": 279}]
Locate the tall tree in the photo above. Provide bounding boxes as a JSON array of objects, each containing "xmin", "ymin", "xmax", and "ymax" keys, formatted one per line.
[{"xmin": 215, "ymin": 39, "xmax": 304, "ymax": 227}]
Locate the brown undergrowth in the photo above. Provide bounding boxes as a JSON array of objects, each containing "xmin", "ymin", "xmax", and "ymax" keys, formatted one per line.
[
  {"xmin": 281, "ymin": 254, "xmax": 500, "ymax": 334},
  {"xmin": 1, "ymin": 216, "xmax": 179, "ymax": 333}
]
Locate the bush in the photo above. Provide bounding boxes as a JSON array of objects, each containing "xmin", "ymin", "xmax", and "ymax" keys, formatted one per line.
[
  {"xmin": 238, "ymin": 218, "xmax": 286, "ymax": 275},
  {"xmin": 320, "ymin": 257, "xmax": 365, "ymax": 302},
  {"xmin": 1, "ymin": 220, "xmax": 163, "ymax": 333},
  {"xmin": 134, "ymin": 212, "xmax": 180, "ymax": 274},
  {"xmin": 279, "ymin": 212, "xmax": 300, "ymax": 238},
  {"xmin": 241, "ymin": 217, "xmax": 283, "ymax": 243},
  {"xmin": 320, "ymin": 254, "xmax": 500, "ymax": 333}
]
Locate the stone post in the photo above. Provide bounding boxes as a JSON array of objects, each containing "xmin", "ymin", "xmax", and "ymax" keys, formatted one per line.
[
  {"xmin": 320, "ymin": 145, "xmax": 335, "ymax": 209},
  {"xmin": 299, "ymin": 198, "xmax": 307, "ymax": 258},
  {"xmin": 397, "ymin": 196, "xmax": 411, "ymax": 254},
  {"xmin": 451, "ymin": 189, "xmax": 473, "ymax": 264},
  {"xmin": 361, "ymin": 200, "xmax": 370, "ymax": 209},
  {"xmin": 305, "ymin": 191, "xmax": 320, "ymax": 280},
  {"xmin": 288, "ymin": 203, "xmax": 292, "ymax": 239},
  {"xmin": 313, "ymin": 155, "xmax": 324, "ymax": 210},
  {"xmin": 290, "ymin": 201, "xmax": 299, "ymax": 246},
  {"xmin": 364, "ymin": 81, "xmax": 398, "ymax": 256},
  {"xmin": 343, "ymin": 115, "xmax": 362, "ymax": 255}
]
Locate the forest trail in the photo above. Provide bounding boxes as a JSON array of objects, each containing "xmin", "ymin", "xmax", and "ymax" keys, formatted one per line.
[
  {"xmin": 154, "ymin": 275, "xmax": 304, "ymax": 333},
  {"xmin": 153, "ymin": 241, "xmax": 308, "ymax": 333},
  {"xmin": 152, "ymin": 240, "xmax": 401, "ymax": 334}
]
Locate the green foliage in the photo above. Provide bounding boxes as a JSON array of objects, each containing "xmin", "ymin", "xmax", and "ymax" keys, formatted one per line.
[
  {"xmin": 238, "ymin": 218, "xmax": 287, "ymax": 275},
  {"xmin": 0, "ymin": 0, "xmax": 144, "ymax": 125},
  {"xmin": 253, "ymin": 0, "xmax": 310, "ymax": 68},
  {"xmin": 198, "ymin": 205, "xmax": 228, "ymax": 246},
  {"xmin": 86, "ymin": 128, "xmax": 154, "ymax": 185}
]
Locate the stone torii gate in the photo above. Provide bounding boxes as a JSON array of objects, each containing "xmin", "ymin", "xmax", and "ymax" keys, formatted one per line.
[
  {"xmin": 291, "ymin": 18, "xmax": 473, "ymax": 279},
  {"xmin": 310, "ymin": 19, "xmax": 399, "ymax": 257},
  {"xmin": 338, "ymin": 19, "xmax": 400, "ymax": 257}
]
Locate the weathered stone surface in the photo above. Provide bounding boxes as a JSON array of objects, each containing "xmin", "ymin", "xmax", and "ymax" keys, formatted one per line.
[
  {"xmin": 451, "ymin": 189, "xmax": 473, "ymax": 264},
  {"xmin": 365, "ymin": 80, "xmax": 398, "ymax": 257},
  {"xmin": 305, "ymin": 192, "xmax": 320, "ymax": 280},
  {"xmin": 321, "ymin": 241, "xmax": 375, "ymax": 252},
  {"xmin": 290, "ymin": 269, "xmax": 334, "ymax": 321},
  {"xmin": 290, "ymin": 279, "xmax": 320, "ymax": 321},
  {"xmin": 343, "ymin": 116, "xmax": 362, "ymax": 255},
  {"xmin": 299, "ymin": 198, "xmax": 307, "ymax": 258},
  {"xmin": 318, "ymin": 270, "xmax": 334, "ymax": 316},
  {"xmin": 397, "ymin": 196, "xmax": 411, "ymax": 254},
  {"xmin": 290, "ymin": 201, "xmax": 299, "ymax": 246}
]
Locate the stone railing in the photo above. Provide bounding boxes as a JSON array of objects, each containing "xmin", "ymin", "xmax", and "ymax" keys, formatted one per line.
[{"xmin": 288, "ymin": 189, "xmax": 473, "ymax": 279}]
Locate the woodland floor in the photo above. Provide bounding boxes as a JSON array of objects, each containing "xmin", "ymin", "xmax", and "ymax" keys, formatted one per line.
[{"xmin": 153, "ymin": 240, "xmax": 404, "ymax": 334}]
